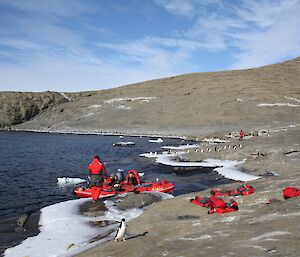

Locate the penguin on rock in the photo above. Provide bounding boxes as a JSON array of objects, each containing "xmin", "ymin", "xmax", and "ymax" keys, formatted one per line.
[{"xmin": 115, "ymin": 218, "xmax": 126, "ymax": 242}]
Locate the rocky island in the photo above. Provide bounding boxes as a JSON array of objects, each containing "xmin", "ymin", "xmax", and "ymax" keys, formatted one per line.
[{"xmin": 1, "ymin": 57, "xmax": 299, "ymax": 257}]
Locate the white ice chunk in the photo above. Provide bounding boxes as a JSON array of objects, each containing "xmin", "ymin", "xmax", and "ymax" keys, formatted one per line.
[
  {"xmin": 57, "ymin": 177, "xmax": 86, "ymax": 187},
  {"xmin": 162, "ymin": 144, "xmax": 201, "ymax": 150},
  {"xmin": 149, "ymin": 138, "xmax": 163, "ymax": 143}
]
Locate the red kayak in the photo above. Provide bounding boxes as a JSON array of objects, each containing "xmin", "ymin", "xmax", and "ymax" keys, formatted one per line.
[
  {"xmin": 73, "ymin": 170, "xmax": 175, "ymax": 199},
  {"xmin": 73, "ymin": 180, "xmax": 175, "ymax": 198}
]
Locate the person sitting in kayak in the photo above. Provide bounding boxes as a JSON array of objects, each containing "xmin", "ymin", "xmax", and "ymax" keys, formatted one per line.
[
  {"xmin": 127, "ymin": 171, "xmax": 140, "ymax": 186},
  {"xmin": 88, "ymin": 155, "xmax": 107, "ymax": 187},
  {"xmin": 104, "ymin": 173, "xmax": 117, "ymax": 188}
]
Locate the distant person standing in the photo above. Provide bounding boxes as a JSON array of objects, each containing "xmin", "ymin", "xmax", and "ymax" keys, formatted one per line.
[
  {"xmin": 239, "ymin": 130, "xmax": 245, "ymax": 140},
  {"xmin": 88, "ymin": 155, "xmax": 107, "ymax": 201}
]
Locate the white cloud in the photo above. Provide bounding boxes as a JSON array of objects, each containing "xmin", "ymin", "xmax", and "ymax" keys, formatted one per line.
[
  {"xmin": 230, "ymin": 0, "xmax": 300, "ymax": 68},
  {"xmin": 170, "ymin": 0, "xmax": 300, "ymax": 68},
  {"xmin": 154, "ymin": 0, "xmax": 195, "ymax": 17},
  {"xmin": 0, "ymin": 0, "xmax": 300, "ymax": 92}
]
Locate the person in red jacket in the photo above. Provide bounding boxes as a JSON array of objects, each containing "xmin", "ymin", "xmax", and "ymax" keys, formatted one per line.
[
  {"xmin": 88, "ymin": 155, "xmax": 107, "ymax": 187},
  {"xmin": 239, "ymin": 130, "xmax": 245, "ymax": 140},
  {"xmin": 88, "ymin": 155, "xmax": 107, "ymax": 201}
]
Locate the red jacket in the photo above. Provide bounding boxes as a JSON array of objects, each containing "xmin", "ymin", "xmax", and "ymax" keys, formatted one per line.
[{"xmin": 88, "ymin": 158, "xmax": 106, "ymax": 175}]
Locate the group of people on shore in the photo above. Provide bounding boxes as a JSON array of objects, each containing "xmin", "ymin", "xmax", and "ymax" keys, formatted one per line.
[{"xmin": 88, "ymin": 155, "xmax": 139, "ymax": 200}]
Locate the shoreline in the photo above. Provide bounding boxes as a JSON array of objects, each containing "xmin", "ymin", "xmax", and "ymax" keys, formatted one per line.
[
  {"xmin": 0, "ymin": 127, "xmax": 184, "ymax": 140},
  {"xmin": 75, "ymin": 125, "xmax": 300, "ymax": 257},
  {"xmin": 1, "ymin": 123, "xmax": 299, "ymax": 254}
]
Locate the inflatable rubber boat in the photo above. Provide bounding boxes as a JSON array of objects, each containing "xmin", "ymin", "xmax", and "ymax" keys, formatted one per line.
[{"xmin": 73, "ymin": 170, "xmax": 175, "ymax": 199}]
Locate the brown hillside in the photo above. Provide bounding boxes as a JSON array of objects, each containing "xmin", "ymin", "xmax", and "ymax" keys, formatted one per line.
[{"xmin": 4, "ymin": 57, "xmax": 300, "ymax": 136}]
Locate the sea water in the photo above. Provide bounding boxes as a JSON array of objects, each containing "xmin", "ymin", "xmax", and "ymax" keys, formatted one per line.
[
  {"xmin": 0, "ymin": 131, "xmax": 235, "ymax": 256},
  {"xmin": 0, "ymin": 131, "xmax": 231, "ymax": 219}
]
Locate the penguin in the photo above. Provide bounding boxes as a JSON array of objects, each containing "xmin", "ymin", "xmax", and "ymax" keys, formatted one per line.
[
  {"xmin": 200, "ymin": 149, "xmax": 204, "ymax": 153},
  {"xmin": 115, "ymin": 218, "xmax": 126, "ymax": 242},
  {"xmin": 195, "ymin": 149, "xmax": 198, "ymax": 152},
  {"xmin": 239, "ymin": 144, "xmax": 243, "ymax": 148},
  {"xmin": 233, "ymin": 145, "xmax": 237, "ymax": 150}
]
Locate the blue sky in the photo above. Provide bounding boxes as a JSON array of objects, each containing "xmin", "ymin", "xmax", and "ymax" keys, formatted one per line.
[{"xmin": 0, "ymin": 0, "xmax": 300, "ymax": 92}]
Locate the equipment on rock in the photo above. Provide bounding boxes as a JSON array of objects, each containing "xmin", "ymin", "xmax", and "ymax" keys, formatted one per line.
[
  {"xmin": 282, "ymin": 187, "xmax": 300, "ymax": 199},
  {"xmin": 211, "ymin": 184, "xmax": 255, "ymax": 197},
  {"xmin": 190, "ymin": 195, "xmax": 238, "ymax": 214}
]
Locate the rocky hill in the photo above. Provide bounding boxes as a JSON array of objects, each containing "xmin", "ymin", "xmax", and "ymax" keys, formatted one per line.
[
  {"xmin": 0, "ymin": 91, "xmax": 69, "ymax": 128},
  {"xmin": 1, "ymin": 57, "xmax": 300, "ymax": 136}
]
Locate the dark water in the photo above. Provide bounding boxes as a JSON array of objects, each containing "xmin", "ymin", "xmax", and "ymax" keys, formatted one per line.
[{"xmin": 0, "ymin": 131, "xmax": 231, "ymax": 220}]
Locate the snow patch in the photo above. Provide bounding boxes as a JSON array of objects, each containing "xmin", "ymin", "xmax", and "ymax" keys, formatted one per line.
[
  {"xmin": 257, "ymin": 103, "xmax": 299, "ymax": 107},
  {"xmin": 139, "ymin": 151, "xmax": 185, "ymax": 158},
  {"xmin": 153, "ymin": 153, "xmax": 260, "ymax": 182},
  {"xmin": 4, "ymin": 198, "xmax": 98, "ymax": 257},
  {"xmin": 5, "ymin": 192, "xmax": 160, "ymax": 257},
  {"xmin": 88, "ymin": 104, "xmax": 102, "ymax": 108},
  {"xmin": 249, "ymin": 231, "xmax": 290, "ymax": 241},
  {"xmin": 284, "ymin": 96, "xmax": 300, "ymax": 102},
  {"xmin": 104, "ymin": 97, "xmax": 156, "ymax": 104},
  {"xmin": 220, "ymin": 216, "xmax": 237, "ymax": 223},
  {"xmin": 180, "ymin": 235, "xmax": 212, "ymax": 241},
  {"xmin": 84, "ymin": 112, "xmax": 95, "ymax": 117},
  {"xmin": 117, "ymin": 105, "xmax": 131, "ymax": 110},
  {"xmin": 60, "ymin": 92, "xmax": 71, "ymax": 101},
  {"xmin": 202, "ymin": 138, "xmax": 230, "ymax": 143},
  {"xmin": 162, "ymin": 144, "xmax": 200, "ymax": 150}
]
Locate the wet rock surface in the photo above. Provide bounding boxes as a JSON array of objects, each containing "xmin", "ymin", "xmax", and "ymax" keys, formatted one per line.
[
  {"xmin": 0, "ymin": 211, "xmax": 40, "ymax": 256},
  {"xmin": 80, "ymin": 200, "xmax": 107, "ymax": 217},
  {"xmin": 114, "ymin": 193, "xmax": 162, "ymax": 210}
]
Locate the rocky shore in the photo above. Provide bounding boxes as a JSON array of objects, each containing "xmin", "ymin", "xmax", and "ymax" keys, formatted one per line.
[
  {"xmin": 76, "ymin": 125, "xmax": 300, "ymax": 257},
  {"xmin": 1, "ymin": 57, "xmax": 299, "ymax": 256}
]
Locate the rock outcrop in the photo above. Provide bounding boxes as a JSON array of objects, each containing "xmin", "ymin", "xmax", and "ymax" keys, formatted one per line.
[{"xmin": 0, "ymin": 92, "xmax": 70, "ymax": 128}]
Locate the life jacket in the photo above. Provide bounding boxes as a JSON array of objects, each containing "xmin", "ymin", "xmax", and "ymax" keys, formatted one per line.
[
  {"xmin": 190, "ymin": 196, "xmax": 210, "ymax": 207},
  {"xmin": 208, "ymin": 195, "xmax": 226, "ymax": 209},
  {"xmin": 89, "ymin": 158, "xmax": 105, "ymax": 175},
  {"xmin": 282, "ymin": 187, "xmax": 300, "ymax": 199},
  {"xmin": 190, "ymin": 195, "xmax": 238, "ymax": 214},
  {"xmin": 208, "ymin": 199, "xmax": 238, "ymax": 214},
  {"xmin": 211, "ymin": 184, "xmax": 255, "ymax": 197},
  {"xmin": 125, "ymin": 170, "xmax": 141, "ymax": 185}
]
